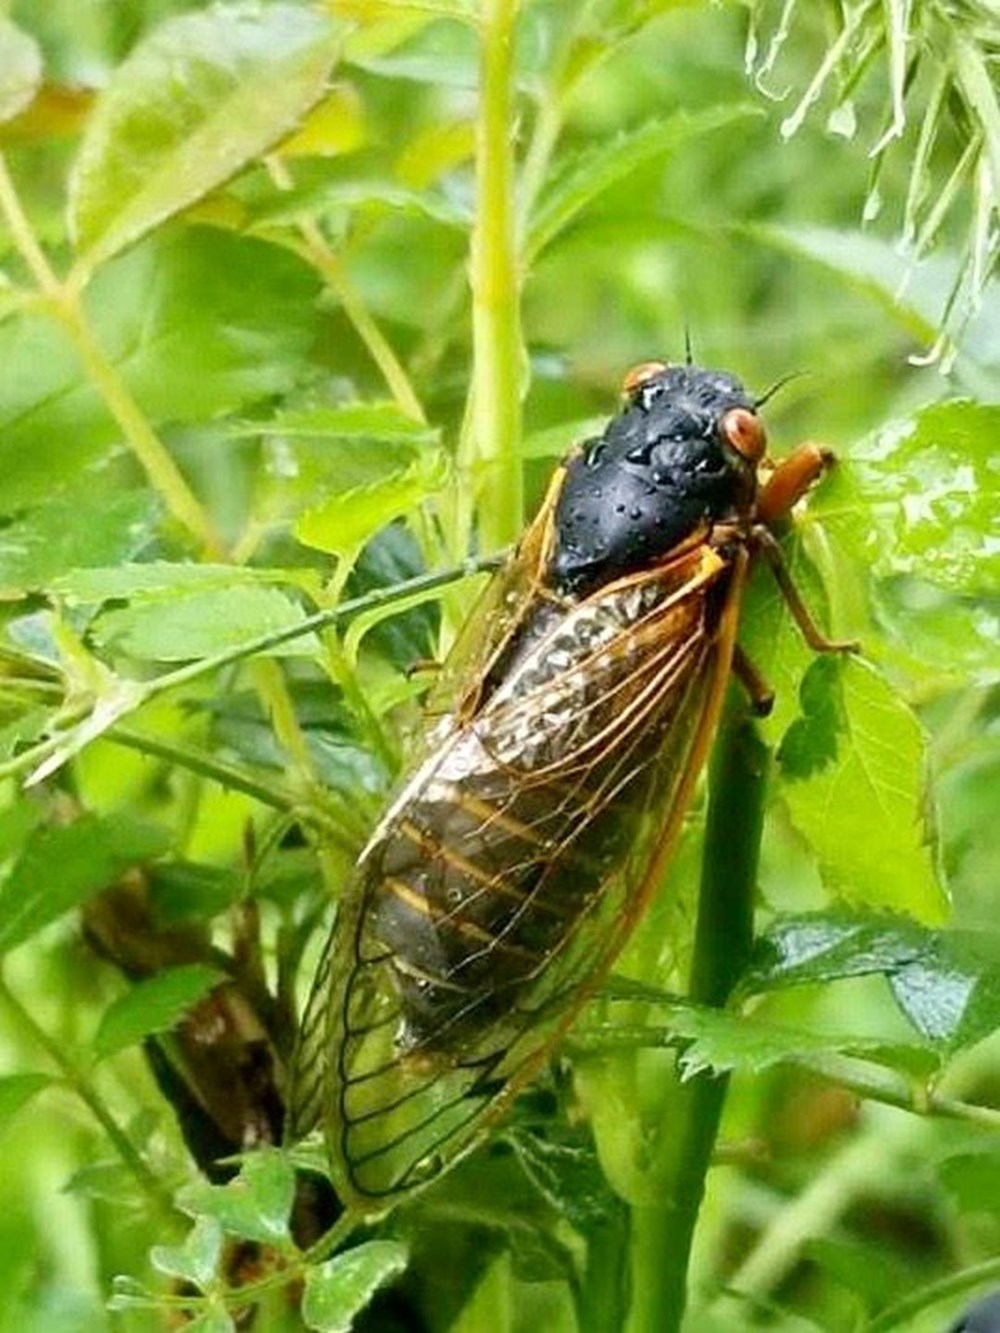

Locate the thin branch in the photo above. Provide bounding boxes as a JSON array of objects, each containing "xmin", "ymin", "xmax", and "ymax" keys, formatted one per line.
[
  {"xmin": 0, "ymin": 972, "xmax": 177, "ymax": 1217},
  {"xmin": 628, "ymin": 708, "xmax": 766, "ymax": 1333},
  {"xmin": 462, "ymin": 0, "xmax": 525, "ymax": 553},
  {"xmin": 266, "ymin": 156, "xmax": 426, "ymax": 424}
]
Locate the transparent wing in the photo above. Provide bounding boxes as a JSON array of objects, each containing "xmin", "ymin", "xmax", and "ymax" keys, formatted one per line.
[
  {"xmin": 291, "ymin": 540, "xmax": 740, "ymax": 1210},
  {"xmin": 423, "ymin": 462, "xmax": 566, "ymax": 723},
  {"xmin": 287, "ymin": 487, "xmax": 562, "ymax": 1138}
]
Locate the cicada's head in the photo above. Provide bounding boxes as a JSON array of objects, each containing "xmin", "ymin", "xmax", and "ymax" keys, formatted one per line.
[{"xmin": 550, "ymin": 360, "xmax": 768, "ymax": 595}]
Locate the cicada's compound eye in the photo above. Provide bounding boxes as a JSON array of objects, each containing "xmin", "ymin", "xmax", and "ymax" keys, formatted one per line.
[
  {"xmin": 720, "ymin": 406, "xmax": 766, "ymax": 463},
  {"xmin": 621, "ymin": 360, "xmax": 669, "ymax": 400}
]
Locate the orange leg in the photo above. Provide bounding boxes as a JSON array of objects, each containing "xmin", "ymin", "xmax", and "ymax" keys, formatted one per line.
[
  {"xmin": 754, "ymin": 443, "xmax": 860, "ymax": 655},
  {"xmin": 752, "ymin": 524, "xmax": 860, "ymax": 655},
  {"xmin": 756, "ymin": 441, "xmax": 834, "ymax": 526}
]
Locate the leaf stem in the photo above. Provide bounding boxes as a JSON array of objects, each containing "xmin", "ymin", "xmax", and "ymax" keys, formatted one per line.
[
  {"xmin": 0, "ymin": 971, "xmax": 176, "ymax": 1216},
  {"xmin": 141, "ymin": 554, "xmax": 502, "ymax": 703},
  {"xmin": 0, "ymin": 151, "xmax": 221, "ymax": 556},
  {"xmin": 861, "ymin": 1256, "xmax": 1000, "ymax": 1332},
  {"xmin": 0, "ymin": 151, "xmax": 61, "ymax": 295},
  {"xmin": 108, "ymin": 726, "xmax": 360, "ymax": 851},
  {"xmin": 299, "ymin": 226, "xmax": 427, "ymax": 423},
  {"xmin": 266, "ymin": 156, "xmax": 426, "ymax": 423},
  {"xmin": 53, "ymin": 300, "xmax": 225, "ymax": 556},
  {"xmin": 571, "ymin": 1027, "xmax": 1000, "ymax": 1130},
  {"xmin": 629, "ymin": 703, "xmax": 766, "ymax": 1333},
  {"xmin": 463, "ymin": 0, "xmax": 525, "ymax": 553},
  {"xmin": 0, "ymin": 554, "xmax": 502, "ymax": 787}
]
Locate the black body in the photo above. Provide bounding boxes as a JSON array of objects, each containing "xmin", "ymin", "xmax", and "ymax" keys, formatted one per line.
[{"xmin": 551, "ymin": 364, "xmax": 758, "ymax": 594}]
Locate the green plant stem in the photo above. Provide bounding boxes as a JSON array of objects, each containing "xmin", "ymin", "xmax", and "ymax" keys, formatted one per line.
[
  {"xmin": 862, "ymin": 1256, "xmax": 1000, "ymax": 1332},
  {"xmin": 723, "ymin": 1111, "xmax": 928, "ymax": 1307},
  {"xmin": 517, "ymin": 84, "xmax": 564, "ymax": 235},
  {"xmin": 109, "ymin": 726, "xmax": 361, "ymax": 850},
  {"xmin": 0, "ymin": 151, "xmax": 221, "ymax": 557},
  {"xmin": 0, "ymin": 152, "xmax": 61, "ymax": 295},
  {"xmin": 0, "ymin": 554, "xmax": 503, "ymax": 787},
  {"xmin": 298, "ymin": 226, "xmax": 426, "ymax": 423},
  {"xmin": 629, "ymin": 703, "xmax": 766, "ymax": 1333},
  {"xmin": 53, "ymin": 301, "xmax": 224, "ymax": 556},
  {"xmin": 0, "ymin": 972, "xmax": 176, "ymax": 1217},
  {"xmin": 463, "ymin": 0, "xmax": 524, "ymax": 553},
  {"xmin": 266, "ymin": 156, "xmax": 426, "ymax": 424}
]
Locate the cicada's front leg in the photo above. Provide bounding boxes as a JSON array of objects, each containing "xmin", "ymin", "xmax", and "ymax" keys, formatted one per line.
[
  {"xmin": 753, "ymin": 442, "xmax": 860, "ymax": 655},
  {"xmin": 755, "ymin": 441, "xmax": 834, "ymax": 527}
]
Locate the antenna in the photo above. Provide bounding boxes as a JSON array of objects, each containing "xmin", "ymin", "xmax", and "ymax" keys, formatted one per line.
[
  {"xmin": 684, "ymin": 323, "xmax": 694, "ymax": 366},
  {"xmin": 755, "ymin": 369, "xmax": 808, "ymax": 408}
]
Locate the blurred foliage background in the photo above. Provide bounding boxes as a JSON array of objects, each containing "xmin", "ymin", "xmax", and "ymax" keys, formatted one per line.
[{"xmin": 0, "ymin": 1, "xmax": 996, "ymax": 1331}]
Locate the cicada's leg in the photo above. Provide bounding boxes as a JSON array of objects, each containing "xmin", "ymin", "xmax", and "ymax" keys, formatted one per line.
[
  {"xmin": 752, "ymin": 442, "xmax": 859, "ymax": 654},
  {"xmin": 731, "ymin": 644, "xmax": 775, "ymax": 717},
  {"xmin": 752, "ymin": 525, "xmax": 860, "ymax": 654},
  {"xmin": 755, "ymin": 441, "xmax": 834, "ymax": 526}
]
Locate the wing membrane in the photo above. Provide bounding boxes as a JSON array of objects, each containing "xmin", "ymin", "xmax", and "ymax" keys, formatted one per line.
[{"xmin": 290, "ymin": 538, "xmax": 740, "ymax": 1208}]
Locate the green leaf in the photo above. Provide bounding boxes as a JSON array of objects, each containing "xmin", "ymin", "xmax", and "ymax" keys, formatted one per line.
[
  {"xmin": 955, "ymin": 36, "xmax": 1000, "ymax": 215},
  {"xmin": 509, "ymin": 1131, "xmax": 624, "ymax": 1232},
  {"xmin": 743, "ymin": 911, "xmax": 930, "ymax": 993},
  {"xmin": 93, "ymin": 964, "xmax": 225, "ymax": 1060},
  {"xmin": 146, "ymin": 861, "xmax": 245, "ymax": 923},
  {"xmin": 745, "ymin": 224, "xmax": 943, "ymax": 343},
  {"xmin": 817, "ymin": 401, "xmax": 1000, "ymax": 597},
  {"xmin": 0, "ymin": 229, "xmax": 320, "ymax": 515},
  {"xmin": 0, "ymin": 490, "xmax": 159, "ymax": 599},
  {"xmin": 593, "ymin": 1002, "xmax": 936, "ymax": 1080},
  {"xmin": 66, "ymin": 1160, "xmax": 143, "ymax": 1205},
  {"xmin": 803, "ymin": 1237, "xmax": 911, "ymax": 1308},
  {"xmin": 778, "ymin": 658, "xmax": 946, "ymax": 921},
  {"xmin": 520, "ymin": 416, "xmax": 607, "ymax": 460},
  {"xmin": 54, "ymin": 561, "xmax": 309, "ymax": 607},
  {"xmin": 178, "ymin": 1150, "xmax": 296, "ymax": 1246},
  {"xmin": 0, "ymin": 813, "xmax": 169, "ymax": 954},
  {"xmin": 231, "ymin": 401, "xmax": 439, "ymax": 445},
  {"xmin": 68, "ymin": 2, "xmax": 342, "ymax": 271},
  {"xmin": 526, "ymin": 105, "xmax": 759, "ymax": 262},
  {"xmin": 0, "ymin": 1073, "xmax": 53, "ymax": 1132},
  {"xmin": 108, "ymin": 1275, "xmax": 157, "ymax": 1312},
  {"xmin": 295, "ymin": 451, "xmax": 448, "ymax": 557},
  {"xmin": 150, "ymin": 1215, "xmax": 224, "ymax": 1290},
  {"xmin": 302, "ymin": 1241, "xmax": 409, "ymax": 1333},
  {"xmin": 93, "ymin": 586, "xmax": 318, "ymax": 662},
  {"xmin": 745, "ymin": 224, "xmax": 1000, "ymax": 370},
  {"xmin": 183, "ymin": 1312, "xmax": 235, "ymax": 1333},
  {"xmin": 0, "ymin": 18, "xmax": 42, "ymax": 124},
  {"xmin": 938, "ymin": 1152, "xmax": 1000, "ymax": 1216},
  {"xmin": 744, "ymin": 911, "xmax": 1000, "ymax": 1052},
  {"xmin": 889, "ymin": 932, "xmax": 1000, "ymax": 1051},
  {"xmin": 776, "ymin": 655, "xmax": 844, "ymax": 780},
  {"xmin": 248, "ymin": 177, "xmax": 468, "ymax": 230},
  {"xmin": 247, "ymin": 406, "xmax": 441, "ymax": 526},
  {"xmin": 346, "ymin": 19, "xmax": 478, "ymax": 88}
]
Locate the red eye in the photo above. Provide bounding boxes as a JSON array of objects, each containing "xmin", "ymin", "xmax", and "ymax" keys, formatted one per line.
[
  {"xmin": 622, "ymin": 360, "xmax": 669, "ymax": 397},
  {"xmin": 721, "ymin": 407, "xmax": 766, "ymax": 462}
]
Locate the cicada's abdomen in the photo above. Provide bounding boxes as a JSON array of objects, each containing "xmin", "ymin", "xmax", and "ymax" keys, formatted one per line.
[{"xmin": 360, "ymin": 542, "xmax": 727, "ymax": 1055}]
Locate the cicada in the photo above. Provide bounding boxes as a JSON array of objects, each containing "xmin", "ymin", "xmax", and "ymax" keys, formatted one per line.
[{"xmin": 288, "ymin": 359, "xmax": 851, "ymax": 1211}]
